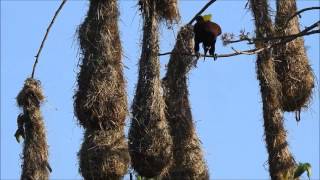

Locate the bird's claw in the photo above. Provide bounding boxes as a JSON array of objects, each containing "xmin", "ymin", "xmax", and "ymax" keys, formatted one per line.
[
  {"xmin": 192, "ymin": 59, "xmax": 198, "ymax": 68},
  {"xmin": 213, "ymin": 54, "xmax": 218, "ymax": 61},
  {"xmin": 15, "ymin": 114, "xmax": 25, "ymax": 143},
  {"xmin": 195, "ymin": 52, "xmax": 201, "ymax": 59},
  {"xmin": 14, "ymin": 132, "xmax": 21, "ymax": 143},
  {"xmin": 14, "ymin": 129, "xmax": 25, "ymax": 143},
  {"xmin": 46, "ymin": 161, "xmax": 52, "ymax": 173}
]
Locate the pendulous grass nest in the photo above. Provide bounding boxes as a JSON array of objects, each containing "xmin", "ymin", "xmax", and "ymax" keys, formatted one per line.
[
  {"xmin": 156, "ymin": 0, "xmax": 180, "ymax": 24},
  {"xmin": 78, "ymin": 128, "xmax": 130, "ymax": 180},
  {"xmin": 128, "ymin": 1, "xmax": 172, "ymax": 178},
  {"xmin": 250, "ymin": 0, "xmax": 297, "ymax": 178},
  {"xmin": 138, "ymin": 0, "xmax": 180, "ymax": 24},
  {"xmin": 16, "ymin": 78, "xmax": 51, "ymax": 180},
  {"xmin": 274, "ymin": 0, "xmax": 314, "ymax": 112},
  {"xmin": 74, "ymin": 0, "xmax": 130, "ymax": 179},
  {"xmin": 74, "ymin": 0, "xmax": 127, "ymax": 131},
  {"xmin": 162, "ymin": 25, "xmax": 209, "ymax": 180}
]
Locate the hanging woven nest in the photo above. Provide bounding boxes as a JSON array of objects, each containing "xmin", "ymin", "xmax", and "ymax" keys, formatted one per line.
[
  {"xmin": 274, "ymin": 0, "xmax": 314, "ymax": 112},
  {"xmin": 78, "ymin": 128, "xmax": 130, "ymax": 180},
  {"xmin": 16, "ymin": 78, "xmax": 51, "ymax": 180},
  {"xmin": 74, "ymin": 0, "xmax": 130, "ymax": 179},
  {"xmin": 74, "ymin": 0, "xmax": 127, "ymax": 130},
  {"xmin": 128, "ymin": 2, "xmax": 172, "ymax": 177},
  {"xmin": 138, "ymin": 0, "xmax": 180, "ymax": 24},
  {"xmin": 162, "ymin": 25, "xmax": 209, "ymax": 180},
  {"xmin": 250, "ymin": 0, "xmax": 297, "ymax": 178}
]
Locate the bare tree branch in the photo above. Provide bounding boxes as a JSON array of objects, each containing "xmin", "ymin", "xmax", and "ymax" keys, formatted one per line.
[
  {"xmin": 286, "ymin": 6, "xmax": 320, "ymax": 26},
  {"xmin": 223, "ymin": 37, "xmax": 252, "ymax": 45},
  {"xmin": 31, "ymin": 0, "xmax": 67, "ymax": 78},
  {"xmin": 159, "ymin": 29, "xmax": 319, "ymax": 59},
  {"xmin": 219, "ymin": 29, "xmax": 319, "ymax": 58},
  {"xmin": 223, "ymin": 20, "xmax": 320, "ymax": 45},
  {"xmin": 188, "ymin": 0, "xmax": 217, "ymax": 25},
  {"xmin": 159, "ymin": 46, "xmax": 269, "ymax": 59}
]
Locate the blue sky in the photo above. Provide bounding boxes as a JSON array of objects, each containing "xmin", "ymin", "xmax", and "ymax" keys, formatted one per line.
[{"xmin": 1, "ymin": 0, "xmax": 319, "ymax": 179}]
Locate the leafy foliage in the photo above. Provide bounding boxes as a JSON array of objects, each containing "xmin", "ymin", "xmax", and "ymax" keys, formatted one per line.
[{"xmin": 294, "ymin": 162, "xmax": 312, "ymax": 180}]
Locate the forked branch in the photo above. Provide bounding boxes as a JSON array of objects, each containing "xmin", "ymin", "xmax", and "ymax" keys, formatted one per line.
[
  {"xmin": 223, "ymin": 21, "xmax": 320, "ymax": 45},
  {"xmin": 159, "ymin": 22, "xmax": 319, "ymax": 60},
  {"xmin": 286, "ymin": 6, "xmax": 320, "ymax": 26}
]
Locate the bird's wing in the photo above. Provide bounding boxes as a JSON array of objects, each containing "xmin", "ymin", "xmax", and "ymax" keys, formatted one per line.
[
  {"xmin": 203, "ymin": 22, "xmax": 222, "ymax": 36},
  {"xmin": 213, "ymin": 22, "xmax": 222, "ymax": 36}
]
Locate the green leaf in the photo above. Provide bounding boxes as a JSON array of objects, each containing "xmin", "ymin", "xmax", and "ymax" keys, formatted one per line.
[
  {"xmin": 294, "ymin": 162, "xmax": 312, "ymax": 179},
  {"xmin": 306, "ymin": 163, "xmax": 312, "ymax": 180}
]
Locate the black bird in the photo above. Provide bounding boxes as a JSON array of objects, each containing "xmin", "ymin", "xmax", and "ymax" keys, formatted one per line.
[{"xmin": 194, "ymin": 15, "xmax": 222, "ymax": 60}]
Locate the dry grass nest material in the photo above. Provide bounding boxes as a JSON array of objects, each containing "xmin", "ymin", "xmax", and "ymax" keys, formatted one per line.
[
  {"xmin": 79, "ymin": 128, "xmax": 130, "ymax": 180},
  {"xmin": 16, "ymin": 78, "xmax": 50, "ymax": 180},
  {"xmin": 251, "ymin": 0, "xmax": 297, "ymax": 178},
  {"xmin": 129, "ymin": 11, "xmax": 172, "ymax": 178},
  {"xmin": 76, "ymin": 1, "xmax": 129, "ymax": 179},
  {"xmin": 163, "ymin": 25, "xmax": 195, "ymax": 82},
  {"xmin": 156, "ymin": 0, "xmax": 180, "ymax": 23},
  {"xmin": 275, "ymin": 45, "xmax": 314, "ymax": 112},
  {"xmin": 274, "ymin": 0, "xmax": 314, "ymax": 112},
  {"xmin": 129, "ymin": 118, "xmax": 172, "ymax": 178},
  {"xmin": 138, "ymin": 0, "xmax": 180, "ymax": 24},
  {"xmin": 17, "ymin": 78, "xmax": 45, "ymax": 109},
  {"xmin": 74, "ymin": 0, "xmax": 127, "ymax": 130},
  {"xmin": 162, "ymin": 25, "xmax": 209, "ymax": 180}
]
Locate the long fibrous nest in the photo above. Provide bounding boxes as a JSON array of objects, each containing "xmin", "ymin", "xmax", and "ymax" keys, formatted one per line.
[
  {"xmin": 74, "ymin": 0, "xmax": 128, "ymax": 130},
  {"xmin": 138, "ymin": 0, "xmax": 180, "ymax": 24},
  {"xmin": 250, "ymin": 0, "xmax": 297, "ymax": 179},
  {"xmin": 74, "ymin": 0, "xmax": 130, "ymax": 179},
  {"xmin": 274, "ymin": 0, "xmax": 314, "ymax": 112},
  {"xmin": 16, "ymin": 78, "xmax": 51, "ymax": 180},
  {"xmin": 128, "ymin": 2, "xmax": 172, "ymax": 178},
  {"xmin": 161, "ymin": 25, "xmax": 209, "ymax": 180},
  {"xmin": 78, "ymin": 128, "xmax": 130, "ymax": 180},
  {"xmin": 156, "ymin": 0, "xmax": 180, "ymax": 23}
]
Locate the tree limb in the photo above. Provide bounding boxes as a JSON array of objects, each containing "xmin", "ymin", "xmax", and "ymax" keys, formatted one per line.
[
  {"xmin": 188, "ymin": 0, "xmax": 217, "ymax": 25},
  {"xmin": 159, "ymin": 46, "xmax": 269, "ymax": 59},
  {"xmin": 286, "ymin": 6, "xmax": 320, "ymax": 26},
  {"xmin": 223, "ymin": 37, "xmax": 252, "ymax": 45},
  {"xmin": 31, "ymin": 0, "xmax": 67, "ymax": 78},
  {"xmin": 159, "ymin": 29, "xmax": 319, "ymax": 59},
  {"xmin": 223, "ymin": 20, "xmax": 320, "ymax": 45},
  {"xmin": 220, "ymin": 29, "xmax": 319, "ymax": 58}
]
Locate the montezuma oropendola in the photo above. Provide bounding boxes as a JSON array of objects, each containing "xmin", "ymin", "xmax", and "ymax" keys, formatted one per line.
[{"xmin": 194, "ymin": 15, "xmax": 222, "ymax": 60}]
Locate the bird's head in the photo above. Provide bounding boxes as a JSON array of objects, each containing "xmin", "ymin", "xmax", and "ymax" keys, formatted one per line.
[{"xmin": 202, "ymin": 14, "xmax": 212, "ymax": 22}]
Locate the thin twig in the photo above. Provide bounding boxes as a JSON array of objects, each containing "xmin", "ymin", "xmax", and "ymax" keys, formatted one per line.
[
  {"xmin": 223, "ymin": 21, "xmax": 320, "ymax": 45},
  {"xmin": 158, "ymin": 46, "xmax": 266, "ymax": 58},
  {"xmin": 31, "ymin": 0, "xmax": 67, "ymax": 78},
  {"xmin": 188, "ymin": 0, "xmax": 217, "ymax": 25},
  {"xmin": 286, "ymin": 6, "xmax": 320, "ymax": 26},
  {"xmin": 221, "ymin": 29, "xmax": 320, "ymax": 57},
  {"xmin": 159, "ymin": 52, "xmax": 210, "ymax": 57},
  {"xmin": 159, "ymin": 29, "xmax": 319, "ymax": 59},
  {"xmin": 223, "ymin": 37, "xmax": 252, "ymax": 44}
]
